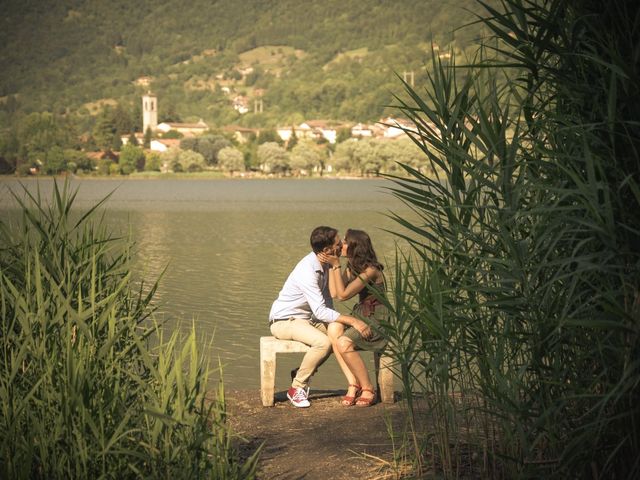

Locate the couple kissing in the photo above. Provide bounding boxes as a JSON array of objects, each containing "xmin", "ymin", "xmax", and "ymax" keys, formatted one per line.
[{"xmin": 268, "ymin": 226, "xmax": 387, "ymax": 408}]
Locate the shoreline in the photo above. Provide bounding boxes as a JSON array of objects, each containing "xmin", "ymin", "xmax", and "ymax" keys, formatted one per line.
[{"xmin": 0, "ymin": 172, "xmax": 389, "ymax": 181}]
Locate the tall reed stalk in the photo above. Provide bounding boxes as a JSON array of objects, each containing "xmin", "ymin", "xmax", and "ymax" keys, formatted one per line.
[
  {"xmin": 382, "ymin": 0, "xmax": 640, "ymax": 477},
  {"xmin": 0, "ymin": 181, "xmax": 259, "ymax": 478}
]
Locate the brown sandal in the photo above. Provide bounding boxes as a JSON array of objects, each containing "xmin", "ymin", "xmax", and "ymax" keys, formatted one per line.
[
  {"xmin": 341, "ymin": 384, "xmax": 362, "ymax": 406},
  {"xmin": 355, "ymin": 388, "xmax": 377, "ymax": 407}
]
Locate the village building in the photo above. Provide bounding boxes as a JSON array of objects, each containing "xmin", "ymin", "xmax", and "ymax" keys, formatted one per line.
[
  {"xmin": 222, "ymin": 125, "xmax": 260, "ymax": 143},
  {"xmin": 120, "ymin": 132, "xmax": 145, "ymax": 146},
  {"xmin": 86, "ymin": 150, "xmax": 119, "ymax": 163},
  {"xmin": 135, "ymin": 76, "xmax": 153, "ymax": 87},
  {"xmin": 142, "ymin": 92, "xmax": 158, "ymax": 134},
  {"xmin": 150, "ymin": 138, "xmax": 181, "ymax": 153},
  {"xmin": 277, "ymin": 120, "xmax": 350, "ymax": 145},
  {"xmin": 378, "ymin": 116, "xmax": 417, "ymax": 138},
  {"xmin": 233, "ymin": 95, "xmax": 250, "ymax": 114},
  {"xmin": 351, "ymin": 123, "xmax": 375, "ymax": 138},
  {"xmin": 156, "ymin": 119, "xmax": 208, "ymax": 137},
  {"xmin": 276, "ymin": 126, "xmax": 295, "ymax": 143}
]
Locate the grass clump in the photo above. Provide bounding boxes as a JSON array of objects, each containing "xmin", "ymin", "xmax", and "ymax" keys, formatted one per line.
[
  {"xmin": 382, "ymin": 0, "xmax": 640, "ymax": 478},
  {"xmin": 0, "ymin": 181, "xmax": 259, "ymax": 479}
]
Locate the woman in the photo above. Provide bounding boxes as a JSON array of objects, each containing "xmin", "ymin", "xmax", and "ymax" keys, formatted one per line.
[{"xmin": 319, "ymin": 228, "xmax": 388, "ymax": 407}]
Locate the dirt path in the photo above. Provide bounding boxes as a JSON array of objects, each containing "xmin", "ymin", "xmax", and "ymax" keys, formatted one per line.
[{"xmin": 227, "ymin": 388, "xmax": 410, "ymax": 480}]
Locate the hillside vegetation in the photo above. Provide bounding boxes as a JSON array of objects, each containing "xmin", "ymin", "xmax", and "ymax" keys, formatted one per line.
[{"xmin": 0, "ymin": 0, "xmax": 490, "ymax": 130}]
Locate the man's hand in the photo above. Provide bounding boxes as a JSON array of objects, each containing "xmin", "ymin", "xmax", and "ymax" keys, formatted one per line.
[{"xmin": 353, "ymin": 319, "xmax": 372, "ymax": 340}]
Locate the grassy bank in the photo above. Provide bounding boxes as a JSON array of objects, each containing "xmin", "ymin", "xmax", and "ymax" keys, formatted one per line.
[{"xmin": 0, "ymin": 181, "xmax": 259, "ymax": 478}]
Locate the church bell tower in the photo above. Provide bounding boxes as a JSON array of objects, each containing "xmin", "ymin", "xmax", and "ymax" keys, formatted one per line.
[{"xmin": 142, "ymin": 92, "xmax": 158, "ymax": 134}]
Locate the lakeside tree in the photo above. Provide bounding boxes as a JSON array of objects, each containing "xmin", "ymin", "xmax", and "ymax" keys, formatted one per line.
[
  {"xmin": 288, "ymin": 139, "xmax": 322, "ymax": 175},
  {"xmin": 180, "ymin": 134, "xmax": 231, "ymax": 165},
  {"xmin": 93, "ymin": 108, "xmax": 121, "ymax": 151},
  {"xmin": 119, "ymin": 144, "xmax": 145, "ymax": 174},
  {"xmin": 161, "ymin": 147, "xmax": 206, "ymax": 172},
  {"xmin": 143, "ymin": 127, "xmax": 152, "ymax": 148},
  {"xmin": 178, "ymin": 149, "xmax": 206, "ymax": 172},
  {"xmin": 42, "ymin": 146, "xmax": 66, "ymax": 175},
  {"xmin": 332, "ymin": 139, "xmax": 358, "ymax": 172},
  {"xmin": 144, "ymin": 151, "xmax": 162, "ymax": 172},
  {"xmin": 218, "ymin": 146, "xmax": 245, "ymax": 173},
  {"xmin": 17, "ymin": 112, "xmax": 69, "ymax": 160},
  {"xmin": 257, "ymin": 142, "xmax": 289, "ymax": 174}
]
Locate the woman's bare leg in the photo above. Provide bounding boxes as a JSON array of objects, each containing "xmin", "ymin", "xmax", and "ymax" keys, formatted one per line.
[
  {"xmin": 327, "ymin": 323, "xmax": 359, "ymax": 398},
  {"xmin": 337, "ymin": 336, "xmax": 375, "ymax": 401}
]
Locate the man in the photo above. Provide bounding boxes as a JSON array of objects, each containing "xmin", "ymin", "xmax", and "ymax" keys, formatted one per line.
[{"xmin": 269, "ymin": 226, "xmax": 372, "ymax": 408}]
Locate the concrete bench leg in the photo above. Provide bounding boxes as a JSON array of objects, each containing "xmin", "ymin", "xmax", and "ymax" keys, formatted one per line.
[
  {"xmin": 375, "ymin": 352, "xmax": 395, "ymax": 404},
  {"xmin": 260, "ymin": 337, "xmax": 276, "ymax": 407}
]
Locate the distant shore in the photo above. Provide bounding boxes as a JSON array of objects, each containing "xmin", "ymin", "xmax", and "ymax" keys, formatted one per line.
[{"xmin": 1, "ymin": 171, "xmax": 386, "ymax": 181}]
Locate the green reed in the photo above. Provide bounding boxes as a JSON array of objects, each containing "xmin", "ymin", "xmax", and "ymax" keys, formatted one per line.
[
  {"xmin": 0, "ymin": 180, "xmax": 260, "ymax": 479},
  {"xmin": 381, "ymin": 0, "xmax": 640, "ymax": 478}
]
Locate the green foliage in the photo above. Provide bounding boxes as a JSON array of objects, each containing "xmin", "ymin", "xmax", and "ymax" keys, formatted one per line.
[
  {"xmin": 180, "ymin": 134, "xmax": 231, "ymax": 165},
  {"xmin": 119, "ymin": 144, "xmax": 145, "ymax": 174},
  {"xmin": 16, "ymin": 112, "xmax": 69, "ymax": 161},
  {"xmin": 383, "ymin": 0, "xmax": 640, "ymax": 477},
  {"xmin": 179, "ymin": 149, "xmax": 206, "ymax": 172},
  {"xmin": 218, "ymin": 146, "xmax": 245, "ymax": 172},
  {"xmin": 161, "ymin": 129, "xmax": 184, "ymax": 139},
  {"xmin": 333, "ymin": 137, "xmax": 422, "ymax": 175},
  {"xmin": 289, "ymin": 139, "xmax": 323, "ymax": 175},
  {"xmin": 93, "ymin": 108, "xmax": 121, "ymax": 151},
  {"xmin": 144, "ymin": 151, "xmax": 162, "ymax": 171},
  {"xmin": 0, "ymin": 0, "xmax": 490, "ymax": 132},
  {"xmin": 96, "ymin": 158, "xmax": 114, "ymax": 175},
  {"xmin": 0, "ymin": 181, "xmax": 260, "ymax": 478},
  {"xmin": 42, "ymin": 145, "xmax": 66, "ymax": 174},
  {"xmin": 161, "ymin": 147, "xmax": 205, "ymax": 172},
  {"xmin": 257, "ymin": 129, "xmax": 281, "ymax": 145},
  {"xmin": 143, "ymin": 127, "xmax": 152, "ymax": 149},
  {"xmin": 257, "ymin": 141, "xmax": 289, "ymax": 173}
]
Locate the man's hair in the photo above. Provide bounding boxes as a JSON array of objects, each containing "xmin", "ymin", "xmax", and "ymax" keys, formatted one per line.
[{"xmin": 310, "ymin": 226, "xmax": 338, "ymax": 253}]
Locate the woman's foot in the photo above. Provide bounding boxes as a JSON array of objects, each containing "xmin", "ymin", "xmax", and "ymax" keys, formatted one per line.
[
  {"xmin": 355, "ymin": 388, "xmax": 377, "ymax": 407},
  {"xmin": 341, "ymin": 384, "xmax": 361, "ymax": 406}
]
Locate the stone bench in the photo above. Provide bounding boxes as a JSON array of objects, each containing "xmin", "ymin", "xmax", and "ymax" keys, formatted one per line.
[{"xmin": 260, "ymin": 335, "xmax": 395, "ymax": 407}]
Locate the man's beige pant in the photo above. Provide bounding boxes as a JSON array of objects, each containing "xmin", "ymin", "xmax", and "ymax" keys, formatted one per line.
[{"xmin": 270, "ymin": 318, "xmax": 331, "ymax": 389}]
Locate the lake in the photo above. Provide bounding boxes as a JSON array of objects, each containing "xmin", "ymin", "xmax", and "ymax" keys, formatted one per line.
[{"xmin": 0, "ymin": 177, "xmax": 412, "ymax": 390}]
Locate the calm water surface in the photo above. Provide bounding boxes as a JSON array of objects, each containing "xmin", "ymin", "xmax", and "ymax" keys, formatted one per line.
[{"xmin": 0, "ymin": 178, "xmax": 411, "ymax": 390}]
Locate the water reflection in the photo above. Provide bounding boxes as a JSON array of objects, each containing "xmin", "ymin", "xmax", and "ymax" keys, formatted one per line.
[{"xmin": 0, "ymin": 178, "xmax": 411, "ymax": 389}]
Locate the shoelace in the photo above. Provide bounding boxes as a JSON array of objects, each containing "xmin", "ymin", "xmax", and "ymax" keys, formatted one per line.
[{"xmin": 291, "ymin": 388, "xmax": 308, "ymax": 401}]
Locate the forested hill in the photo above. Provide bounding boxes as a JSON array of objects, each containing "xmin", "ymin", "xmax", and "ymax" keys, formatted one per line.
[{"xmin": 0, "ymin": 0, "xmax": 491, "ymax": 130}]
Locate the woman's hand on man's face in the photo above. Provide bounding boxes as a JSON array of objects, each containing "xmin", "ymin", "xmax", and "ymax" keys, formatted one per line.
[{"xmin": 318, "ymin": 252, "xmax": 340, "ymax": 268}]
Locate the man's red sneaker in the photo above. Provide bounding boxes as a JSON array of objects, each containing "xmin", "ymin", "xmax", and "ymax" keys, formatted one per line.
[{"xmin": 287, "ymin": 387, "xmax": 310, "ymax": 408}]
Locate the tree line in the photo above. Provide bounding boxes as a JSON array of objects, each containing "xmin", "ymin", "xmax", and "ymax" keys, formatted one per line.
[{"xmin": 0, "ymin": 106, "xmax": 429, "ymax": 176}]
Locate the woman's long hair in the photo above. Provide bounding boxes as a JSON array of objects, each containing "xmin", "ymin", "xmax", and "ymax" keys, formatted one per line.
[{"xmin": 344, "ymin": 228, "xmax": 383, "ymax": 275}]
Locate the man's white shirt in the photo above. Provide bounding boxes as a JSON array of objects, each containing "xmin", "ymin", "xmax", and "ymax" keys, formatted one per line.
[{"xmin": 269, "ymin": 251, "xmax": 341, "ymax": 323}]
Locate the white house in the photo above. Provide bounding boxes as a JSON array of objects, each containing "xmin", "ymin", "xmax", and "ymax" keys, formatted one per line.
[
  {"xmin": 232, "ymin": 95, "xmax": 250, "ymax": 114},
  {"xmin": 120, "ymin": 132, "xmax": 145, "ymax": 146},
  {"xmin": 150, "ymin": 139, "xmax": 181, "ymax": 153},
  {"xmin": 156, "ymin": 120, "xmax": 208, "ymax": 136},
  {"xmin": 351, "ymin": 123, "xmax": 374, "ymax": 138},
  {"xmin": 379, "ymin": 117, "xmax": 417, "ymax": 139},
  {"xmin": 276, "ymin": 126, "xmax": 295, "ymax": 143}
]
